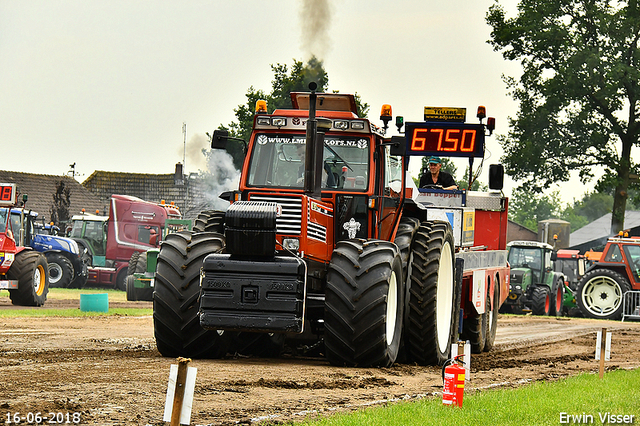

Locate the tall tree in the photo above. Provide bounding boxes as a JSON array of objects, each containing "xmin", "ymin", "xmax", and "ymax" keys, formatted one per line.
[
  {"xmin": 487, "ymin": 0, "xmax": 640, "ymax": 234},
  {"xmin": 219, "ymin": 56, "xmax": 369, "ymax": 169}
]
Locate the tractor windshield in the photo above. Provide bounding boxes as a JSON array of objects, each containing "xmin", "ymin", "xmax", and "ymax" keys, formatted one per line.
[
  {"xmin": 246, "ymin": 134, "xmax": 370, "ymax": 190},
  {"xmin": 508, "ymin": 247, "xmax": 543, "ymax": 283}
]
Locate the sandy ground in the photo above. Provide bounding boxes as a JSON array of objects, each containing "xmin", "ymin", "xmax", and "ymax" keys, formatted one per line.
[{"xmin": 1, "ymin": 297, "xmax": 640, "ymax": 426}]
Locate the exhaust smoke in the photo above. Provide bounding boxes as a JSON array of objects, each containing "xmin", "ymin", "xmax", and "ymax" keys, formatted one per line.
[{"xmin": 300, "ymin": 0, "xmax": 332, "ymax": 60}]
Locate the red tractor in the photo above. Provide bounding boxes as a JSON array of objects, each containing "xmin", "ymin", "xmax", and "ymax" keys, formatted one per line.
[
  {"xmin": 152, "ymin": 85, "xmax": 509, "ymax": 366},
  {"xmin": 576, "ymin": 235, "xmax": 640, "ymax": 320},
  {"xmin": 0, "ymin": 184, "xmax": 50, "ymax": 306}
]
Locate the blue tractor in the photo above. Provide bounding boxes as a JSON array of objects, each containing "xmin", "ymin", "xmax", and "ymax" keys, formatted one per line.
[{"xmin": 8, "ymin": 209, "xmax": 87, "ymax": 288}]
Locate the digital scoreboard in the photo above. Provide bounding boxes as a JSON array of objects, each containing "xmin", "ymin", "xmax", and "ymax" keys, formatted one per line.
[
  {"xmin": 0, "ymin": 183, "xmax": 17, "ymax": 207},
  {"xmin": 405, "ymin": 122, "xmax": 485, "ymax": 158}
]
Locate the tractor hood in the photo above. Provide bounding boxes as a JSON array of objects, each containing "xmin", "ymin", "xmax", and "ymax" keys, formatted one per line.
[
  {"xmin": 31, "ymin": 234, "xmax": 80, "ymax": 255},
  {"xmin": 509, "ymin": 268, "xmax": 532, "ymax": 285}
]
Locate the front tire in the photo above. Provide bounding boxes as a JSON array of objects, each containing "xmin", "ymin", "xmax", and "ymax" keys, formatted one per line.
[
  {"xmin": 46, "ymin": 254, "xmax": 74, "ymax": 288},
  {"xmin": 153, "ymin": 231, "xmax": 229, "ymax": 358},
  {"xmin": 550, "ymin": 279, "xmax": 564, "ymax": 317},
  {"xmin": 8, "ymin": 251, "xmax": 49, "ymax": 306},
  {"xmin": 125, "ymin": 275, "xmax": 137, "ymax": 301},
  {"xmin": 404, "ymin": 221, "xmax": 456, "ymax": 365},
  {"xmin": 531, "ymin": 286, "xmax": 551, "ymax": 316},
  {"xmin": 325, "ymin": 239, "xmax": 404, "ymax": 367},
  {"xmin": 577, "ymin": 269, "xmax": 630, "ymax": 320}
]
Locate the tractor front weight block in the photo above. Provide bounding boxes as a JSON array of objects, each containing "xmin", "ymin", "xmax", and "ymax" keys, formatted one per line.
[{"xmin": 199, "ymin": 254, "xmax": 306, "ymax": 333}]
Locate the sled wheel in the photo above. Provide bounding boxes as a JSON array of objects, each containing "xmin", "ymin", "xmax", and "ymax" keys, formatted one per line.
[{"xmin": 484, "ymin": 277, "xmax": 499, "ymax": 352}]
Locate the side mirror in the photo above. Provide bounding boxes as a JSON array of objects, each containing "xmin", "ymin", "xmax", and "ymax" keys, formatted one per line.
[
  {"xmin": 489, "ymin": 164, "xmax": 504, "ymax": 190},
  {"xmin": 389, "ymin": 136, "xmax": 406, "ymax": 156},
  {"xmin": 211, "ymin": 130, "xmax": 229, "ymax": 149},
  {"xmin": 550, "ymin": 251, "xmax": 557, "ymax": 261}
]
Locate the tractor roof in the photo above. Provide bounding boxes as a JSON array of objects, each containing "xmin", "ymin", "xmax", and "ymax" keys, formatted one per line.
[
  {"xmin": 507, "ymin": 240, "xmax": 553, "ymax": 250},
  {"xmin": 290, "ymin": 92, "xmax": 358, "ymax": 114}
]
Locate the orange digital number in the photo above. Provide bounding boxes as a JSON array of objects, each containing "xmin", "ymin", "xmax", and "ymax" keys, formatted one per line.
[
  {"xmin": 460, "ymin": 130, "xmax": 476, "ymax": 152},
  {"xmin": 442, "ymin": 129, "xmax": 460, "ymax": 151},
  {"xmin": 430, "ymin": 128, "xmax": 444, "ymax": 151},
  {"xmin": 411, "ymin": 129, "xmax": 427, "ymax": 150},
  {"xmin": 1, "ymin": 186, "xmax": 12, "ymax": 201}
]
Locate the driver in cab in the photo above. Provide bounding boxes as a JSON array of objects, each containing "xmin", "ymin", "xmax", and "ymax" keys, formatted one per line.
[{"xmin": 419, "ymin": 156, "xmax": 458, "ymax": 190}]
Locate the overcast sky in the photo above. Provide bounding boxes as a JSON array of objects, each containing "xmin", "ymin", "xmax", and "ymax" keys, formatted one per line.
[{"xmin": 0, "ymin": 0, "xmax": 590, "ymax": 204}]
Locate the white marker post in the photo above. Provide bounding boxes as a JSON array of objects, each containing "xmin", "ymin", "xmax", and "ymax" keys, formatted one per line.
[
  {"xmin": 595, "ymin": 328, "xmax": 612, "ymax": 379},
  {"xmin": 163, "ymin": 357, "xmax": 197, "ymax": 425},
  {"xmin": 450, "ymin": 341, "xmax": 471, "ymax": 380}
]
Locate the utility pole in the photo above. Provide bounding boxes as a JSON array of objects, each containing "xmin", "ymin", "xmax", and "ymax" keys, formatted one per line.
[
  {"xmin": 182, "ymin": 122, "xmax": 187, "ymax": 173},
  {"xmin": 182, "ymin": 122, "xmax": 188, "ymax": 212}
]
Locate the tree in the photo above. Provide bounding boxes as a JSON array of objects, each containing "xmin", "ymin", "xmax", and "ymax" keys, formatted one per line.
[
  {"xmin": 220, "ymin": 57, "xmax": 369, "ymax": 169},
  {"xmin": 50, "ymin": 180, "xmax": 71, "ymax": 228},
  {"xmin": 486, "ymin": 0, "xmax": 640, "ymax": 234},
  {"xmin": 509, "ymin": 186, "xmax": 563, "ymax": 231}
]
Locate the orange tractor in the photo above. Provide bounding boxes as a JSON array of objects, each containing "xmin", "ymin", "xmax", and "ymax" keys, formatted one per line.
[
  {"xmin": 152, "ymin": 85, "xmax": 509, "ymax": 366},
  {"xmin": 0, "ymin": 183, "xmax": 49, "ymax": 306}
]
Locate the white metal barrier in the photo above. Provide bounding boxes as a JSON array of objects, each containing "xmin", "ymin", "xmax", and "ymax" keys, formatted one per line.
[{"xmin": 621, "ymin": 290, "xmax": 640, "ymax": 322}]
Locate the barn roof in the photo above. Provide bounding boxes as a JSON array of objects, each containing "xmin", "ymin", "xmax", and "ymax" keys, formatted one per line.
[{"xmin": 0, "ymin": 170, "xmax": 105, "ymax": 224}]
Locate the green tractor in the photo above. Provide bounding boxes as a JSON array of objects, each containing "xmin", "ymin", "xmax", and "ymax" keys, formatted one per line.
[
  {"xmin": 501, "ymin": 240, "xmax": 566, "ymax": 316},
  {"xmin": 125, "ymin": 218, "xmax": 192, "ymax": 301}
]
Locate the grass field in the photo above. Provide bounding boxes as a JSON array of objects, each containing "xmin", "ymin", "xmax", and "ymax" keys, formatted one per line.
[
  {"xmin": 0, "ymin": 288, "xmax": 152, "ymax": 317},
  {"xmin": 304, "ymin": 368, "xmax": 640, "ymax": 426}
]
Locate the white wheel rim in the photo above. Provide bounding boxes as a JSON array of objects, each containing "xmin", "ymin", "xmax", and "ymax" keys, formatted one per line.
[
  {"xmin": 49, "ymin": 263, "xmax": 63, "ymax": 284},
  {"xmin": 386, "ymin": 270, "xmax": 398, "ymax": 346},
  {"xmin": 582, "ymin": 276, "xmax": 622, "ymax": 316},
  {"xmin": 436, "ymin": 241, "xmax": 454, "ymax": 354},
  {"xmin": 33, "ymin": 266, "xmax": 45, "ymax": 295}
]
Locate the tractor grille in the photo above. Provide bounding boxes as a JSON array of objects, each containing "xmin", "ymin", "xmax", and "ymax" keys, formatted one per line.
[{"xmin": 250, "ymin": 194, "xmax": 302, "ymax": 235}]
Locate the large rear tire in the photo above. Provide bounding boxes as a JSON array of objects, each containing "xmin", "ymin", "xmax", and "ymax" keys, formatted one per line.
[
  {"xmin": 531, "ymin": 286, "xmax": 551, "ymax": 316},
  {"xmin": 153, "ymin": 231, "xmax": 229, "ymax": 358},
  {"xmin": 576, "ymin": 269, "xmax": 630, "ymax": 320},
  {"xmin": 46, "ymin": 253, "xmax": 73, "ymax": 288},
  {"xmin": 127, "ymin": 252, "xmax": 141, "ymax": 276},
  {"xmin": 394, "ymin": 217, "xmax": 420, "ymax": 282},
  {"xmin": 325, "ymin": 239, "xmax": 404, "ymax": 367},
  {"xmin": 404, "ymin": 221, "xmax": 456, "ymax": 365},
  {"xmin": 193, "ymin": 210, "xmax": 225, "ymax": 234},
  {"xmin": 8, "ymin": 251, "xmax": 49, "ymax": 306}
]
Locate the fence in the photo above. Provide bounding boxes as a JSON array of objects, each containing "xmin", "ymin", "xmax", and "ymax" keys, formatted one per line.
[{"xmin": 621, "ymin": 290, "xmax": 640, "ymax": 322}]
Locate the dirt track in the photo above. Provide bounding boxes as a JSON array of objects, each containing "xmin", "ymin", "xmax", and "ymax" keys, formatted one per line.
[{"xmin": 1, "ymin": 297, "xmax": 640, "ymax": 426}]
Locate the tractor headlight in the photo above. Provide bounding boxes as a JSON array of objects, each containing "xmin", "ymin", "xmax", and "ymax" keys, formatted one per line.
[
  {"xmin": 271, "ymin": 117, "xmax": 287, "ymax": 127},
  {"xmin": 282, "ymin": 238, "xmax": 300, "ymax": 251}
]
